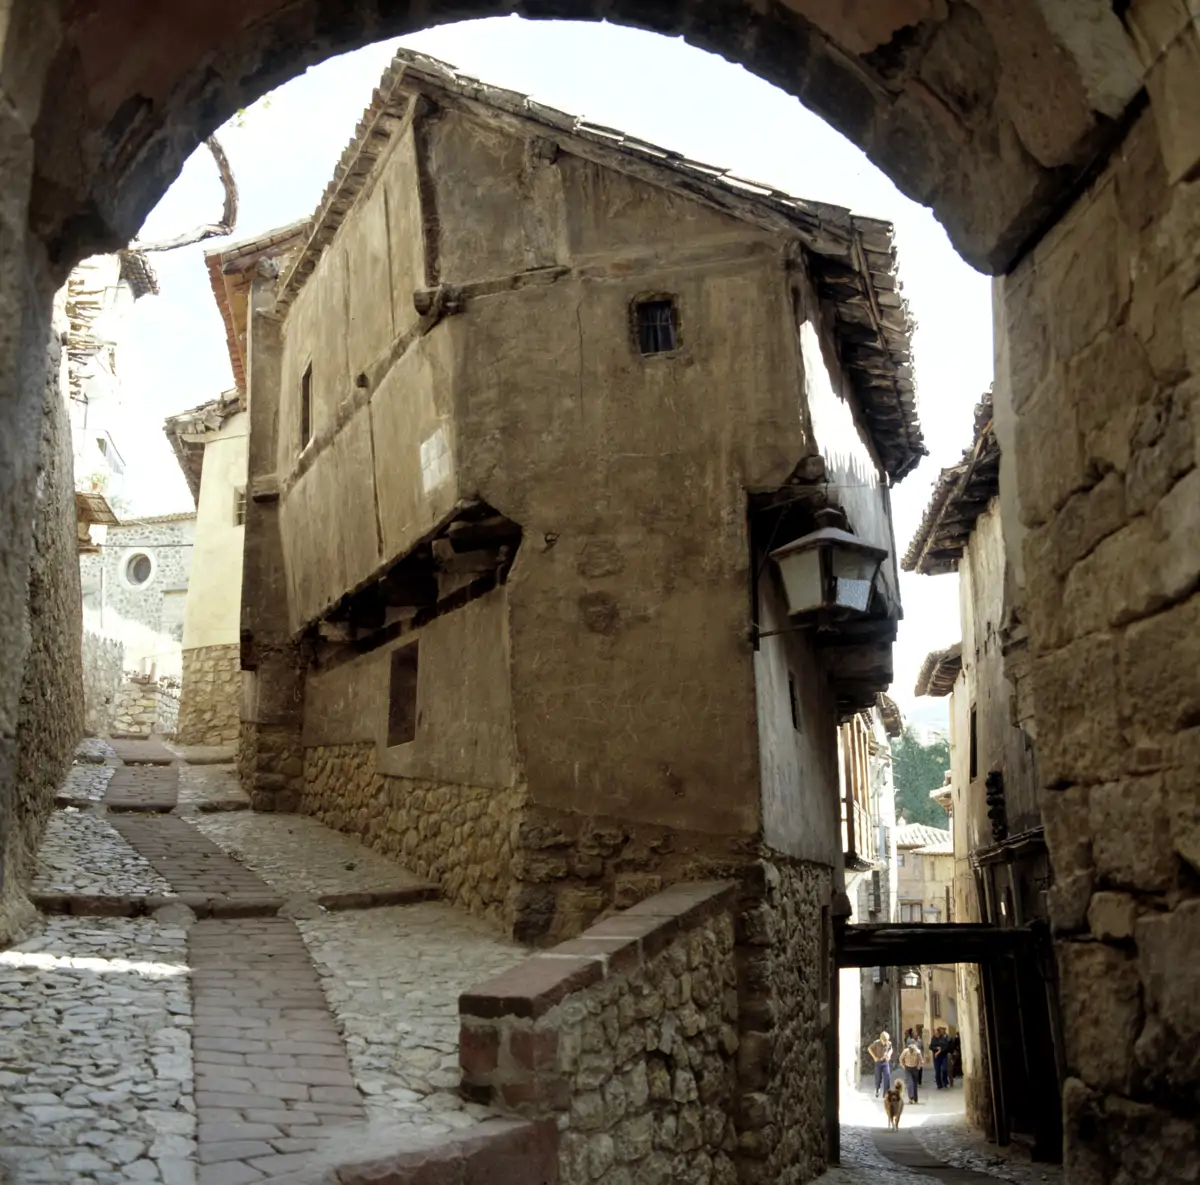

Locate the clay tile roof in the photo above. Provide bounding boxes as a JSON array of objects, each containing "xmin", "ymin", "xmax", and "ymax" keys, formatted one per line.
[
  {"xmin": 204, "ymin": 221, "xmax": 307, "ymax": 393},
  {"xmin": 114, "ymin": 511, "xmax": 197, "ymax": 526},
  {"xmin": 896, "ymin": 822, "xmax": 952, "ymax": 854},
  {"xmin": 903, "ymin": 392, "xmax": 998, "ymax": 575},
  {"xmin": 118, "ymin": 250, "xmax": 159, "ymax": 299},
  {"xmin": 914, "ymin": 643, "xmax": 962, "ymax": 698},
  {"xmin": 876, "ymin": 693, "xmax": 903, "ymax": 738},
  {"xmin": 273, "ymin": 48, "xmax": 925, "ymax": 484},
  {"xmin": 162, "ymin": 390, "xmax": 244, "ymax": 504}
]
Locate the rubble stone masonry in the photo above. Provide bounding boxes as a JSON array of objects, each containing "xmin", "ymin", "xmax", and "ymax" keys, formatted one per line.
[
  {"xmin": 459, "ymin": 881, "xmax": 741, "ymax": 1185},
  {"xmin": 2, "ymin": 326, "xmax": 83, "ymax": 946},
  {"xmin": 736, "ymin": 860, "xmax": 830, "ymax": 1185},
  {"xmin": 1000, "ymin": 98, "xmax": 1200, "ymax": 1183},
  {"xmin": 301, "ymin": 743, "xmax": 523, "ymax": 930},
  {"xmin": 177, "ymin": 642, "xmax": 241, "ymax": 746}
]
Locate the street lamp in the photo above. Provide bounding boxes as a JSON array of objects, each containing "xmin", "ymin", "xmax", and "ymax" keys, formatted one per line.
[{"xmin": 769, "ymin": 507, "xmax": 888, "ymax": 618}]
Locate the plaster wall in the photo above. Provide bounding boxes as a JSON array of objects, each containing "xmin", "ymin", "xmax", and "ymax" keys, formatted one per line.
[
  {"xmin": 276, "ymin": 105, "xmax": 891, "ymax": 844},
  {"xmin": 897, "ymin": 847, "xmax": 954, "ymax": 922},
  {"xmin": 754, "ymin": 566, "xmax": 841, "ymax": 866},
  {"xmin": 183, "ymin": 411, "xmax": 246, "ymax": 650},
  {"xmin": 302, "ymin": 587, "xmax": 516, "ymax": 791}
]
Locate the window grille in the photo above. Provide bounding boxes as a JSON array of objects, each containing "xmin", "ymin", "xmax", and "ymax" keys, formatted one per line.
[
  {"xmin": 635, "ymin": 299, "xmax": 678, "ymax": 354},
  {"xmin": 234, "ymin": 486, "xmax": 247, "ymax": 526}
]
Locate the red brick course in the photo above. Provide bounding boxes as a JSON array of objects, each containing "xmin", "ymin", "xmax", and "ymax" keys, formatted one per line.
[
  {"xmin": 189, "ymin": 917, "xmax": 366, "ymax": 1184},
  {"xmin": 105, "ymin": 765, "xmax": 180, "ymax": 812},
  {"xmin": 108, "ymin": 815, "xmax": 283, "ymax": 909}
]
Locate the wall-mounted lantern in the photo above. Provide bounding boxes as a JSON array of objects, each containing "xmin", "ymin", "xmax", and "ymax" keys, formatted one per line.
[
  {"xmin": 769, "ymin": 507, "xmax": 888, "ymax": 618},
  {"xmin": 902, "ymin": 969, "xmax": 920, "ymax": 989}
]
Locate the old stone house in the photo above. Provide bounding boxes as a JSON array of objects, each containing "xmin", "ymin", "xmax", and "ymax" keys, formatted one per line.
[
  {"xmin": 214, "ymin": 49, "xmax": 922, "ymax": 1176},
  {"xmin": 164, "ymin": 390, "xmax": 248, "ymax": 747},
  {"xmin": 893, "ymin": 820, "xmax": 956, "ymax": 1042},
  {"xmin": 78, "ymin": 512, "xmax": 194, "ymax": 736},
  {"xmin": 906, "ymin": 394, "xmax": 1062, "ymax": 1155},
  {"xmin": 836, "ymin": 695, "xmax": 903, "ymax": 1079}
]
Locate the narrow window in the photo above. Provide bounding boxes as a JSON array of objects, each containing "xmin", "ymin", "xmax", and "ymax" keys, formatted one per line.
[
  {"xmin": 635, "ymin": 299, "xmax": 678, "ymax": 355},
  {"xmin": 387, "ymin": 641, "xmax": 419, "ymax": 747},
  {"xmin": 818, "ymin": 905, "xmax": 830, "ymax": 1004},
  {"xmin": 968, "ymin": 705, "xmax": 979, "ymax": 781},
  {"xmin": 233, "ymin": 486, "xmax": 247, "ymax": 526},
  {"xmin": 300, "ymin": 362, "xmax": 314, "ymax": 450},
  {"xmin": 932, "ymin": 990, "xmax": 941, "ymax": 1017},
  {"xmin": 787, "ymin": 672, "xmax": 800, "ymax": 731}
]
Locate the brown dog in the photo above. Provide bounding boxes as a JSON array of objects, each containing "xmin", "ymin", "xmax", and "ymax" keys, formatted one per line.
[{"xmin": 882, "ymin": 1081, "xmax": 905, "ymax": 1131}]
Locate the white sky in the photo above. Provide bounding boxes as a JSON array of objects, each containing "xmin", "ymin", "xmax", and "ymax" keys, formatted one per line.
[{"xmin": 120, "ymin": 17, "xmax": 988, "ymax": 719}]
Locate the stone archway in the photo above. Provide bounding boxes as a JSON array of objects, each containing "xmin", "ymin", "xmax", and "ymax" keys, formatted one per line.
[{"xmin": 2, "ymin": 4, "xmax": 1198, "ymax": 1184}]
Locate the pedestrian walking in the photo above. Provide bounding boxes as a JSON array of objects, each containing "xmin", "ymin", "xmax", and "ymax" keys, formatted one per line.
[
  {"xmin": 931, "ymin": 1027, "xmax": 950, "ymax": 1089},
  {"xmin": 899, "ymin": 1037, "xmax": 924, "ymax": 1104},
  {"xmin": 867, "ymin": 1030, "xmax": 894, "ymax": 1096}
]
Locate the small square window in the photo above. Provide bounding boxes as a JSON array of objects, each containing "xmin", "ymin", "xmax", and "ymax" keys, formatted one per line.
[
  {"xmin": 233, "ymin": 486, "xmax": 247, "ymax": 526},
  {"xmin": 387, "ymin": 641, "xmax": 419, "ymax": 747},
  {"xmin": 635, "ymin": 299, "xmax": 678, "ymax": 355}
]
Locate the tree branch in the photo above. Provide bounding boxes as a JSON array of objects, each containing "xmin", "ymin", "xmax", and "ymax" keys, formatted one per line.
[{"xmin": 128, "ymin": 136, "xmax": 239, "ymax": 253}]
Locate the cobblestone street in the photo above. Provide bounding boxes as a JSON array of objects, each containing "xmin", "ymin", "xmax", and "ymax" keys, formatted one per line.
[
  {"xmin": 1, "ymin": 742, "xmax": 1065, "ymax": 1184},
  {"xmin": 824, "ymin": 1079, "xmax": 1064, "ymax": 1185}
]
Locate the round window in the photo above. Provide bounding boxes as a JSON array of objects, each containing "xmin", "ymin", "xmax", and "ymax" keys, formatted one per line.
[{"xmin": 126, "ymin": 553, "xmax": 153, "ymax": 586}]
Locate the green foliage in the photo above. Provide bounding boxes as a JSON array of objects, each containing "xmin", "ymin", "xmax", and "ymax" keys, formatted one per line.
[{"xmin": 892, "ymin": 726, "xmax": 950, "ymax": 828}]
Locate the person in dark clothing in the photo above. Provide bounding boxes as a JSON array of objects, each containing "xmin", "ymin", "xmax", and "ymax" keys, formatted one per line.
[
  {"xmin": 948, "ymin": 1034, "xmax": 962, "ymax": 1085},
  {"xmin": 931, "ymin": 1028, "xmax": 950, "ymax": 1089}
]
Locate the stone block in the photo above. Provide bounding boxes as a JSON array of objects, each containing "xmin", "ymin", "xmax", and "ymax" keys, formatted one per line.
[
  {"xmin": 1014, "ymin": 374, "xmax": 1087, "ymax": 527},
  {"xmin": 1152, "ymin": 464, "xmax": 1200, "ymax": 603},
  {"xmin": 1121, "ymin": 596, "xmax": 1200, "ymax": 736},
  {"xmin": 1115, "ymin": 105, "xmax": 1173, "ymax": 232},
  {"xmin": 1071, "ymin": 325, "xmax": 1156, "ymax": 476},
  {"xmin": 1042, "ymin": 183, "xmax": 1128, "ymax": 362},
  {"xmin": 1033, "ymin": 633, "xmax": 1123, "ymax": 786},
  {"xmin": 1057, "ymin": 939, "xmax": 1142, "ymax": 1092},
  {"xmin": 999, "ymin": 264, "xmax": 1052, "ymax": 411},
  {"xmin": 1042, "ymin": 472, "xmax": 1127, "ymax": 579},
  {"xmin": 1087, "ymin": 891, "xmax": 1139, "ymax": 941},
  {"xmin": 1136, "ymin": 900, "xmax": 1200, "ymax": 1039},
  {"xmin": 1146, "ymin": 21, "xmax": 1200, "ymax": 184}
]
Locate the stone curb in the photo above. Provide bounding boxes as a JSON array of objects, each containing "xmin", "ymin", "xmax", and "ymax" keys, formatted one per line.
[
  {"xmin": 30, "ymin": 885, "xmax": 442, "ymax": 919},
  {"xmin": 327, "ymin": 1117, "xmax": 558, "ymax": 1185},
  {"xmin": 317, "ymin": 884, "xmax": 440, "ymax": 911}
]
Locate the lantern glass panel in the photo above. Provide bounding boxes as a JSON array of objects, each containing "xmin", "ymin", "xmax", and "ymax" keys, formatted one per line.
[
  {"xmin": 833, "ymin": 574, "xmax": 872, "ymax": 613},
  {"xmin": 776, "ymin": 548, "xmax": 825, "ymax": 615}
]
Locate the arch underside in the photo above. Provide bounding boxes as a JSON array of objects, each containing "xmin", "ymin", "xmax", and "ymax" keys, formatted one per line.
[{"xmin": 28, "ymin": 0, "xmax": 1147, "ymax": 277}]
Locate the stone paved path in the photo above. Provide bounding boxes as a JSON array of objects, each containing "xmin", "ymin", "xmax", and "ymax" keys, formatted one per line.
[
  {"xmin": 0, "ymin": 739, "xmax": 526, "ymax": 1185},
  {"xmin": 190, "ymin": 918, "xmax": 365, "ymax": 1183},
  {"xmin": 824, "ymin": 1079, "xmax": 1063, "ymax": 1185},
  {"xmin": 3, "ymin": 741, "xmax": 1054, "ymax": 1185}
]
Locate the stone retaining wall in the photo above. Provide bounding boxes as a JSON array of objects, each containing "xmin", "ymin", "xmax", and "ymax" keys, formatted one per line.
[
  {"xmin": 82, "ymin": 631, "xmax": 123, "ymax": 736},
  {"xmin": 112, "ymin": 679, "xmax": 179, "ymax": 737},
  {"xmin": 301, "ymin": 744, "xmax": 524, "ymax": 929},
  {"xmin": 177, "ymin": 642, "xmax": 240, "ymax": 746},
  {"xmin": 740, "ymin": 860, "xmax": 830, "ymax": 1185},
  {"xmin": 460, "ymin": 881, "xmax": 740, "ymax": 1185},
  {"xmin": 2, "ymin": 318, "xmax": 84, "ymax": 947}
]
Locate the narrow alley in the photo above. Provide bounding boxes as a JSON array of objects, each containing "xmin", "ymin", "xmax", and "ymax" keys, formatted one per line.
[{"xmin": 1, "ymin": 741, "xmax": 1062, "ymax": 1185}]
